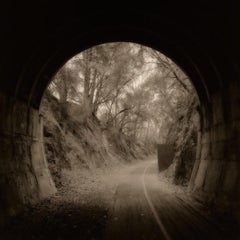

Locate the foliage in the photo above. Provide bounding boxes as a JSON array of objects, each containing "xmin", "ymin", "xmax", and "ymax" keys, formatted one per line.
[{"xmin": 42, "ymin": 42, "xmax": 199, "ymax": 186}]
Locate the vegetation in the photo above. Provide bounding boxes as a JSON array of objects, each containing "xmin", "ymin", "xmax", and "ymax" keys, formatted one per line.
[{"xmin": 40, "ymin": 42, "xmax": 199, "ymax": 187}]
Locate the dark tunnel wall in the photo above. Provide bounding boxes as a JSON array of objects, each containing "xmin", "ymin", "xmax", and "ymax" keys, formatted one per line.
[
  {"xmin": 0, "ymin": 93, "xmax": 57, "ymax": 226},
  {"xmin": 0, "ymin": 2, "xmax": 240, "ymax": 226}
]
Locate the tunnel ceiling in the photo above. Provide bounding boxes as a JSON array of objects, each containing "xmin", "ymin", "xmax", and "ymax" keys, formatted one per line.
[{"xmin": 0, "ymin": 1, "xmax": 239, "ymax": 108}]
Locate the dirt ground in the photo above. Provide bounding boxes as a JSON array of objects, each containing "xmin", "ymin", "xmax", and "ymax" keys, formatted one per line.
[
  {"xmin": 1, "ymin": 157, "xmax": 239, "ymax": 240},
  {"xmin": 0, "ymin": 159, "xmax": 146, "ymax": 240}
]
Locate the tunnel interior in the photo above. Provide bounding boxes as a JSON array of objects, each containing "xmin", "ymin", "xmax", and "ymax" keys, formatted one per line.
[{"xmin": 0, "ymin": 3, "xmax": 240, "ymax": 235}]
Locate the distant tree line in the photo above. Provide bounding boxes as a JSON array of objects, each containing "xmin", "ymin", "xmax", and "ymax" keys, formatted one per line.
[{"xmin": 47, "ymin": 42, "xmax": 199, "ymax": 147}]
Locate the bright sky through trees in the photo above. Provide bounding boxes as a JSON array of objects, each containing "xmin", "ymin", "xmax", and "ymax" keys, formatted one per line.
[{"xmin": 48, "ymin": 42, "xmax": 198, "ymax": 144}]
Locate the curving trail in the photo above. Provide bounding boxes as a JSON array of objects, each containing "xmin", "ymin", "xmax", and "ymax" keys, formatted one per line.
[
  {"xmin": 1, "ymin": 159, "xmax": 238, "ymax": 240},
  {"xmin": 104, "ymin": 160, "xmax": 237, "ymax": 240}
]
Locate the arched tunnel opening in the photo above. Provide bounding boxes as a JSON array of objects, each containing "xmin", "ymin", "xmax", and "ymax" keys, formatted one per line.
[
  {"xmin": 40, "ymin": 42, "xmax": 200, "ymax": 188},
  {"xmin": 1, "ymin": 40, "xmax": 239, "ymax": 239},
  {"xmin": 0, "ymin": 4, "xmax": 240, "ymax": 240}
]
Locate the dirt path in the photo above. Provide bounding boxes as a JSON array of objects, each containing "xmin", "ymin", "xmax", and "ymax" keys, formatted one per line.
[
  {"xmin": 1, "ymin": 157, "xmax": 238, "ymax": 240},
  {"xmin": 104, "ymin": 161, "xmax": 238, "ymax": 240}
]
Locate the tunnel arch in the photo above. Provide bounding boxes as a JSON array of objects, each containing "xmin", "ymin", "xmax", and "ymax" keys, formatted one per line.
[
  {"xmin": 15, "ymin": 15, "xmax": 217, "ymax": 107},
  {"xmin": 18, "ymin": 21, "xmax": 217, "ymax": 136},
  {"xmin": 1, "ymin": 9, "xmax": 240, "ymax": 227}
]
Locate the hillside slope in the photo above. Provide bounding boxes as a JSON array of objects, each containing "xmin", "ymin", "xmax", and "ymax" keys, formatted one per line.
[{"xmin": 40, "ymin": 91, "xmax": 152, "ymax": 186}]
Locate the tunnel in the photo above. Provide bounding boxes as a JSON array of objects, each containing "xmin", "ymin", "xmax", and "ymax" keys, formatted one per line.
[{"xmin": 0, "ymin": 1, "xmax": 240, "ymax": 231}]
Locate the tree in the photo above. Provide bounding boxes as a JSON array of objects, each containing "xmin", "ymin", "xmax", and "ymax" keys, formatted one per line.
[{"xmin": 47, "ymin": 42, "xmax": 199, "ymax": 152}]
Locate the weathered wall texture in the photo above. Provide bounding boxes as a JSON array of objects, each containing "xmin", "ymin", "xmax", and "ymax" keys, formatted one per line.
[
  {"xmin": 189, "ymin": 80, "xmax": 240, "ymax": 218},
  {"xmin": 0, "ymin": 93, "xmax": 56, "ymax": 226}
]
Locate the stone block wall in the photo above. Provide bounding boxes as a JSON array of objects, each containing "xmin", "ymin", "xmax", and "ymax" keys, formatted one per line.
[
  {"xmin": 0, "ymin": 93, "xmax": 56, "ymax": 226},
  {"xmin": 189, "ymin": 81, "xmax": 240, "ymax": 218}
]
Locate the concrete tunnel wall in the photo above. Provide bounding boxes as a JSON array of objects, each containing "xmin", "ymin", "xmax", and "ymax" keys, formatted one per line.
[
  {"xmin": 189, "ymin": 81, "xmax": 240, "ymax": 214},
  {"xmin": 0, "ymin": 93, "xmax": 56, "ymax": 226},
  {"xmin": 0, "ymin": 2, "xmax": 239, "ymax": 227}
]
